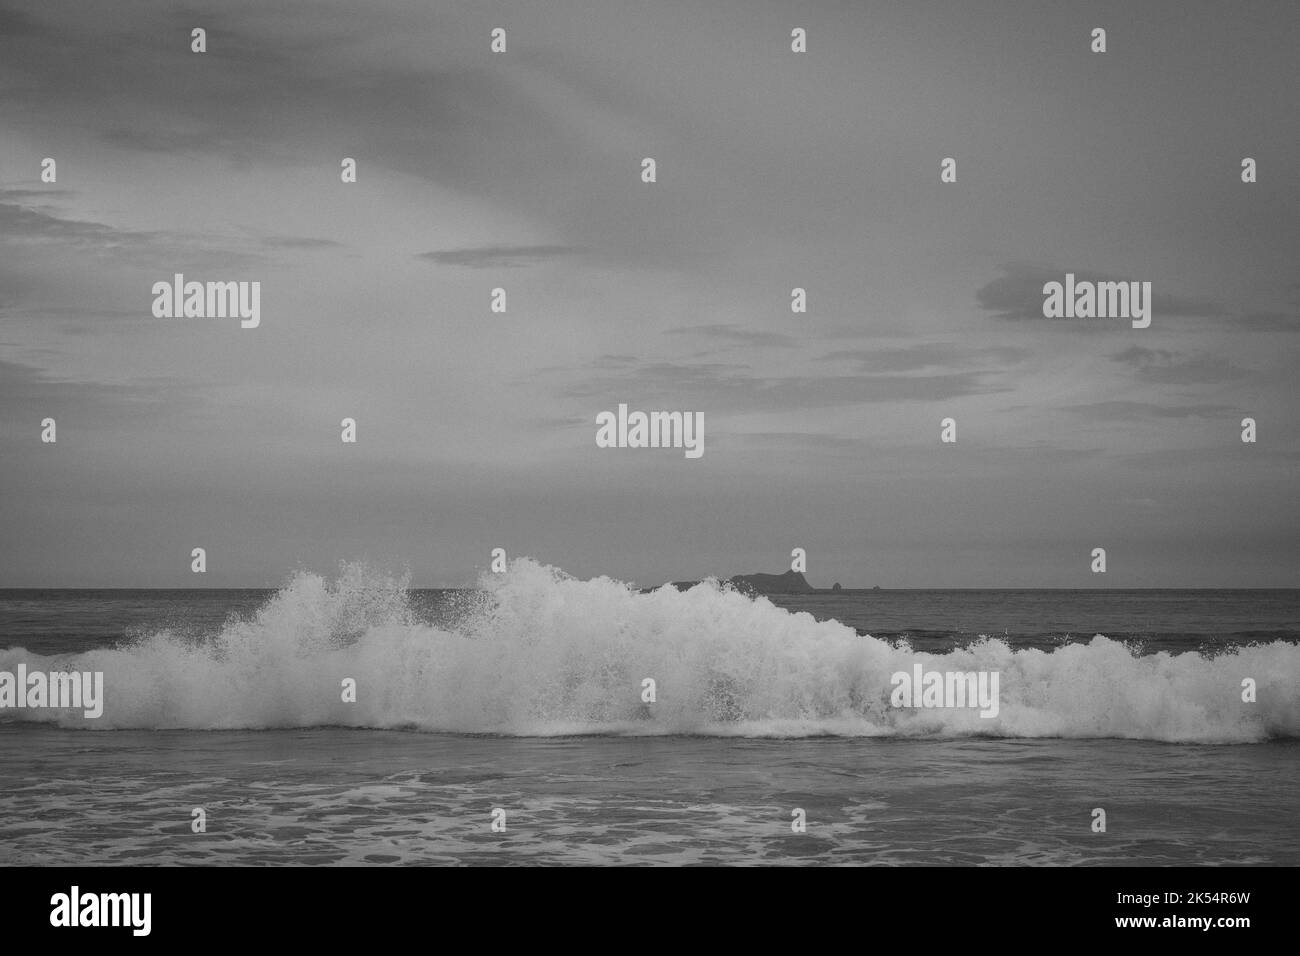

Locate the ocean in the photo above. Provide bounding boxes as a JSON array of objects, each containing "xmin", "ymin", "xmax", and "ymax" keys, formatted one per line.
[{"xmin": 1, "ymin": 561, "xmax": 1298, "ymax": 865}]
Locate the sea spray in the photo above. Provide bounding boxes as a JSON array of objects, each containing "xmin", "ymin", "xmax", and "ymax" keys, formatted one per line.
[{"xmin": 0, "ymin": 559, "xmax": 1296, "ymax": 742}]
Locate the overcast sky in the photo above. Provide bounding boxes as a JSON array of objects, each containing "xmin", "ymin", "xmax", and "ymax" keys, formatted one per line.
[{"xmin": 1, "ymin": 0, "xmax": 1298, "ymax": 588}]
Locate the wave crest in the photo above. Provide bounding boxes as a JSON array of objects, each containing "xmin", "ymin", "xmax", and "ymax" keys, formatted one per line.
[{"xmin": 2, "ymin": 560, "xmax": 1296, "ymax": 742}]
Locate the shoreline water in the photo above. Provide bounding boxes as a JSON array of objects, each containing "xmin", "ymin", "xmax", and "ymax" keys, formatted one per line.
[{"xmin": 2, "ymin": 727, "xmax": 1297, "ymax": 865}]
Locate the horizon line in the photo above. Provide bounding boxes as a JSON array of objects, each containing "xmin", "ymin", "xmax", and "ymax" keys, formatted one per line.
[{"xmin": 2, "ymin": 585, "xmax": 1298, "ymax": 592}]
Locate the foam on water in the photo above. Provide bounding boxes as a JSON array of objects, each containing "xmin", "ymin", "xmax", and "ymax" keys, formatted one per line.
[{"xmin": 1, "ymin": 560, "xmax": 1296, "ymax": 742}]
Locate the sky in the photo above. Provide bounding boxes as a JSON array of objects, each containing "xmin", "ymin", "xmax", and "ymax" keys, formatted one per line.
[{"xmin": 1, "ymin": 0, "xmax": 1298, "ymax": 588}]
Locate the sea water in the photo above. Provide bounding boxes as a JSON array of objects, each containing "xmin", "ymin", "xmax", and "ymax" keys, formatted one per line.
[{"xmin": 1, "ymin": 561, "xmax": 1297, "ymax": 864}]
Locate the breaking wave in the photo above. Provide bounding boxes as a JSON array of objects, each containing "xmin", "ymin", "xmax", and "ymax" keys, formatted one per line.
[{"xmin": 2, "ymin": 560, "xmax": 1296, "ymax": 742}]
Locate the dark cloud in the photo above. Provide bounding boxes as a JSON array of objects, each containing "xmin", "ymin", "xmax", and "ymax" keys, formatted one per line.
[
  {"xmin": 0, "ymin": 198, "xmax": 285, "ymax": 268},
  {"xmin": 977, "ymin": 262, "xmax": 1224, "ymax": 321},
  {"xmin": 591, "ymin": 354, "xmax": 639, "ymax": 367},
  {"xmin": 0, "ymin": 201, "xmax": 161, "ymax": 248},
  {"xmin": 0, "ymin": 4, "xmax": 773, "ymax": 273},
  {"xmin": 417, "ymin": 245, "xmax": 582, "ymax": 268},
  {"xmin": 1110, "ymin": 346, "xmax": 1248, "ymax": 384},
  {"xmin": 0, "ymin": 7, "xmax": 608, "ymax": 243},
  {"xmin": 1062, "ymin": 401, "xmax": 1238, "ymax": 422},
  {"xmin": 259, "ymin": 236, "xmax": 344, "ymax": 250}
]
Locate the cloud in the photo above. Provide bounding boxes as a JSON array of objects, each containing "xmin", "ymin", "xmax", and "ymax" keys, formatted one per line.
[
  {"xmin": 555, "ymin": 359, "xmax": 1010, "ymax": 412},
  {"xmin": 591, "ymin": 354, "xmax": 639, "ymax": 368},
  {"xmin": 0, "ymin": 264, "xmax": 38, "ymax": 308},
  {"xmin": 819, "ymin": 342, "xmax": 1029, "ymax": 373},
  {"xmin": 1062, "ymin": 401, "xmax": 1237, "ymax": 422},
  {"xmin": 98, "ymin": 127, "xmax": 231, "ymax": 156},
  {"xmin": 0, "ymin": 188, "xmax": 73, "ymax": 201},
  {"xmin": 0, "ymin": 357, "xmax": 200, "ymax": 429},
  {"xmin": 0, "ymin": 3, "xmax": 759, "ymax": 274},
  {"xmin": 663, "ymin": 324, "xmax": 799, "ymax": 349},
  {"xmin": 259, "ymin": 235, "xmax": 344, "ymax": 250},
  {"xmin": 1139, "ymin": 357, "xmax": 1248, "ymax": 385},
  {"xmin": 1235, "ymin": 311, "xmax": 1300, "ymax": 332},
  {"xmin": 977, "ymin": 262, "xmax": 1224, "ymax": 321},
  {"xmin": 0, "ymin": 6, "xmax": 46, "ymax": 37},
  {"xmin": 0, "ymin": 197, "xmax": 276, "ymax": 268},
  {"xmin": 0, "ymin": 201, "xmax": 162, "ymax": 249},
  {"xmin": 730, "ymin": 431, "xmax": 867, "ymax": 450},
  {"xmin": 1111, "ymin": 346, "xmax": 1176, "ymax": 366},
  {"xmin": 417, "ymin": 245, "xmax": 582, "ymax": 269},
  {"xmin": 1110, "ymin": 346, "xmax": 1248, "ymax": 384}
]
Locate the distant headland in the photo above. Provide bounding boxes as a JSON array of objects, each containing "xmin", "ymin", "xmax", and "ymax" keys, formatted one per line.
[{"xmin": 659, "ymin": 570, "xmax": 847, "ymax": 594}]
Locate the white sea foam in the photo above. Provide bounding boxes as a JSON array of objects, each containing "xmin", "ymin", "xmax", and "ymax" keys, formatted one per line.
[{"xmin": 1, "ymin": 560, "xmax": 1295, "ymax": 742}]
